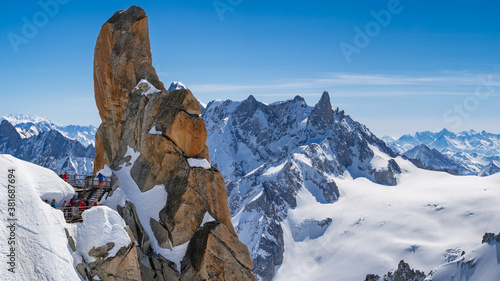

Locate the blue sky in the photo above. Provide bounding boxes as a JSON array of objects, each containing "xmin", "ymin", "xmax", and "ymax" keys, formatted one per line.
[{"xmin": 1, "ymin": 0, "xmax": 499, "ymax": 136}]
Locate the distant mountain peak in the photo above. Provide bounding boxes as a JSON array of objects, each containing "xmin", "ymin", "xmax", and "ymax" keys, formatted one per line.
[
  {"xmin": 168, "ymin": 81, "xmax": 187, "ymax": 92},
  {"xmin": 2, "ymin": 113, "xmax": 53, "ymax": 125},
  {"xmin": 386, "ymin": 128, "xmax": 500, "ymax": 176},
  {"xmin": 234, "ymin": 95, "xmax": 264, "ymax": 119},
  {"xmin": 292, "ymin": 95, "xmax": 305, "ymax": 103},
  {"xmin": 307, "ymin": 91, "xmax": 334, "ymax": 137},
  {"xmin": 1, "ymin": 114, "xmax": 97, "ymax": 147}
]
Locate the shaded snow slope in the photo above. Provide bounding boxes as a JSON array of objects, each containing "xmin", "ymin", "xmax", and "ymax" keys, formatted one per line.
[
  {"xmin": 427, "ymin": 233, "xmax": 500, "ymax": 281},
  {"xmin": 0, "ymin": 154, "xmax": 78, "ymax": 281}
]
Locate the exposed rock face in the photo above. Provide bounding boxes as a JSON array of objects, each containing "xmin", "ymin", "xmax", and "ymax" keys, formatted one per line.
[
  {"xmin": 94, "ymin": 6, "xmax": 255, "ymax": 281},
  {"xmin": 181, "ymin": 222, "xmax": 255, "ymax": 281},
  {"xmin": 94, "ymin": 5, "xmax": 165, "ymax": 172},
  {"xmin": 482, "ymin": 232, "xmax": 500, "ymax": 244},
  {"xmin": 0, "ymin": 120, "xmax": 22, "ymax": 148},
  {"xmin": 365, "ymin": 260, "xmax": 426, "ymax": 281},
  {"xmin": 85, "ymin": 240, "xmax": 142, "ymax": 281},
  {"xmin": 306, "ymin": 91, "xmax": 334, "ymax": 137}
]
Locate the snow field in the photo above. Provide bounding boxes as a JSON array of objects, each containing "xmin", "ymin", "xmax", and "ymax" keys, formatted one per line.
[{"xmin": 274, "ymin": 158, "xmax": 500, "ymax": 281}]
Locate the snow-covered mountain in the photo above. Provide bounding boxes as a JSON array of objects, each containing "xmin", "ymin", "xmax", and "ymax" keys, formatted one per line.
[
  {"xmin": 0, "ymin": 119, "xmax": 94, "ymax": 175},
  {"xmin": 402, "ymin": 144, "xmax": 467, "ymax": 174},
  {"xmin": 1, "ymin": 114, "xmax": 97, "ymax": 147},
  {"xmin": 479, "ymin": 160, "xmax": 500, "ymax": 177},
  {"xmin": 202, "ymin": 93, "xmax": 500, "ymax": 281},
  {"xmin": 2, "ymin": 92, "xmax": 500, "ymax": 280},
  {"xmin": 203, "ymin": 92, "xmax": 405, "ymax": 280},
  {"xmin": 384, "ymin": 129, "xmax": 500, "ymax": 175},
  {"xmin": 425, "ymin": 232, "xmax": 500, "ymax": 281}
]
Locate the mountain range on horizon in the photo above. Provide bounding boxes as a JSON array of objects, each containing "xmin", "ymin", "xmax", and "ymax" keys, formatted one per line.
[
  {"xmin": 0, "ymin": 115, "xmax": 96, "ymax": 175},
  {"xmin": 383, "ymin": 129, "xmax": 500, "ymax": 176},
  {"xmin": 3, "ymin": 89, "xmax": 500, "ymax": 280},
  {"xmin": 1, "ymin": 113, "xmax": 97, "ymax": 147},
  {"xmin": 2, "ymin": 92, "xmax": 499, "ymax": 178}
]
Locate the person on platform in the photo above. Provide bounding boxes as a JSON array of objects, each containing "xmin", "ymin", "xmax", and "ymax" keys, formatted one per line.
[
  {"xmin": 79, "ymin": 200, "xmax": 86, "ymax": 211},
  {"xmin": 97, "ymin": 173, "xmax": 106, "ymax": 189}
]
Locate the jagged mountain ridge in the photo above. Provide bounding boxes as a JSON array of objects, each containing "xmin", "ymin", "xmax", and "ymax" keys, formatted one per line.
[
  {"xmin": 0, "ymin": 119, "xmax": 94, "ymax": 175},
  {"xmin": 402, "ymin": 144, "xmax": 468, "ymax": 174},
  {"xmin": 384, "ymin": 129, "xmax": 500, "ymax": 175},
  {"xmin": 202, "ymin": 91, "xmax": 402, "ymax": 280},
  {"xmin": 1, "ymin": 113, "xmax": 97, "ymax": 147}
]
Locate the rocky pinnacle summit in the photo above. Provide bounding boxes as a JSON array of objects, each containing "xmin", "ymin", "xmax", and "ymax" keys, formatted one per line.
[{"xmin": 93, "ymin": 6, "xmax": 256, "ymax": 281}]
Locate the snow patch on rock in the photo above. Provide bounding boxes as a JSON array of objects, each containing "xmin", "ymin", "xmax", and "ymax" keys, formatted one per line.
[
  {"xmin": 187, "ymin": 158, "xmax": 211, "ymax": 169},
  {"xmin": 102, "ymin": 146, "xmax": 188, "ymax": 270},
  {"xmin": 76, "ymin": 206, "xmax": 131, "ymax": 263},
  {"xmin": 135, "ymin": 79, "xmax": 161, "ymax": 96},
  {"xmin": 148, "ymin": 126, "xmax": 162, "ymax": 135}
]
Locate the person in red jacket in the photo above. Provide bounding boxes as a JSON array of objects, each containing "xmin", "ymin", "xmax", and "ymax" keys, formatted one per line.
[
  {"xmin": 63, "ymin": 172, "xmax": 69, "ymax": 183},
  {"xmin": 79, "ymin": 200, "xmax": 87, "ymax": 211}
]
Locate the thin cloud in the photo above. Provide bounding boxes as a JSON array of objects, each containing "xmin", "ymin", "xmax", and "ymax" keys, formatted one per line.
[{"xmin": 189, "ymin": 72, "xmax": 500, "ymax": 96}]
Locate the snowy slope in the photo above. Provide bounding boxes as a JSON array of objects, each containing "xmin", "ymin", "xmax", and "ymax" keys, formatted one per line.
[
  {"xmin": 0, "ymin": 154, "xmax": 132, "ymax": 281},
  {"xmin": 273, "ymin": 158, "xmax": 500, "ymax": 281},
  {"xmin": 385, "ymin": 129, "xmax": 500, "ymax": 175},
  {"xmin": 1, "ymin": 114, "xmax": 97, "ymax": 147},
  {"xmin": 427, "ymin": 233, "xmax": 500, "ymax": 281},
  {"xmin": 0, "ymin": 154, "xmax": 76, "ymax": 280}
]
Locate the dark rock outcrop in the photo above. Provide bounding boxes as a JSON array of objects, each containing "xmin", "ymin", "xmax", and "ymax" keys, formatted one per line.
[
  {"xmin": 482, "ymin": 232, "xmax": 500, "ymax": 244},
  {"xmin": 307, "ymin": 91, "xmax": 334, "ymax": 137},
  {"xmin": 365, "ymin": 260, "xmax": 426, "ymax": 281}
]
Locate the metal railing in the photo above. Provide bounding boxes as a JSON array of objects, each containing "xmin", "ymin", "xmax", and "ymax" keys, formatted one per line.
[
  {"xmin": 56, "ymin": 174, "xmax": 114, "ymax": 223},
  {"xmin": 56, "ymin": 204, "xmax": 107, "ymax": 223},
  {"xmin": 66, "ymin": 174, "xmax": 113, "ymax": 192}
]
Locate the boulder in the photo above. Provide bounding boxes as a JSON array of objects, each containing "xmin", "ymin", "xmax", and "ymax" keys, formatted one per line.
[{"xmin": 181, "ymin": 222, "xmax": 256, "ymax": 281}]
